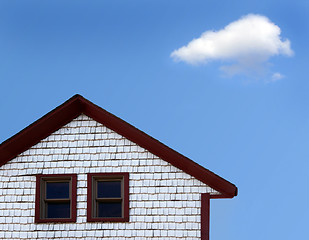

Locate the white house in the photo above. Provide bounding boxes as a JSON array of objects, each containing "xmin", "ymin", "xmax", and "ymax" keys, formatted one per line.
[{"xmin": 0, "ymin": 95, "xmax": 237, "ymax": 240}]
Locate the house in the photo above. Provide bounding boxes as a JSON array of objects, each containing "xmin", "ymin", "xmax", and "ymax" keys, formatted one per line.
[{"xmin": 0, "ymin": 94, "xmax": 237, "ymax": 240}]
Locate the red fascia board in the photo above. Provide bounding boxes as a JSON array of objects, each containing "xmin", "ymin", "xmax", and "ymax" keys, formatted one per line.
[
  {"xmin": 0, "ymin": 96, "xmax": 82, "ymax": 165},
  {"xmin": 0, "ymin": 95, "xmax": 237, "ymax": 198},
  {"xmin": 81, "ymin": 97, "xmax": 237, "ymax": 198}
]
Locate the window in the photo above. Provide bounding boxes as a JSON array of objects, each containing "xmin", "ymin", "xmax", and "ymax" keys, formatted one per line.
[
  {"xmin": 87, "ymin": 173, "xmax": 129, "ymax": 222},
  {"xmin": 35, "ymin": 174, "xmax": 77, "ymax": 223}
]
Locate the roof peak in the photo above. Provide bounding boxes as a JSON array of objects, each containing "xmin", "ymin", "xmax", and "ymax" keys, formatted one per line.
[{"xmin": 0, "ymin": 95, "xmax": 237, "ymax": 198}]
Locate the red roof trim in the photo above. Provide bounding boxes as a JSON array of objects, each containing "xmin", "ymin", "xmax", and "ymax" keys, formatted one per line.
[
  {"xmin": 0, "ymin": 95, "xmax": 82, "ymax": 165},
  {"xmin": 0, "ymin": 94, "xmax": 237, "ymax": 198}
]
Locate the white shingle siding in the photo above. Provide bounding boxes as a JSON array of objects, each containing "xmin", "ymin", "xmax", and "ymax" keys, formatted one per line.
[{"xmin": 0, "ymin": 114, "xmax": 218, "ymax": 239}]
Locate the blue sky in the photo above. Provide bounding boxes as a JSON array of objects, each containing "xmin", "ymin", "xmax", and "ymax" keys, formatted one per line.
[{"xmin": 1, "ymin": 0, "xmax": 309, "ymax": 239}]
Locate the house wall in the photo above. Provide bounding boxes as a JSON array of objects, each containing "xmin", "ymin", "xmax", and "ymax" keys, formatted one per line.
[{"xmin": 0, "ymin": 114, "xmax": 217, "ymax": 239}]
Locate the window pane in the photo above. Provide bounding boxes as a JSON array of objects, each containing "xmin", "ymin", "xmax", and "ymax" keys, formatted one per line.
[
  {"xmin": 98, "ymin": 202, "xmax": 122, "ymax": 218},
  {"xmin": 97, "ymin": 181, "xmax": 121, "ymax": 198},
  {"xmin": 46, "ymin": 182, "xmax": 69, "ymax": 199},
  {"xmin": 47, "ymin": 202, "xmax": 70, "ymax": 218}
]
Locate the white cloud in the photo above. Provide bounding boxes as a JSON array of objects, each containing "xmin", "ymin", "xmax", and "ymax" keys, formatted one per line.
[
  {"xmin": 171, "ymin": 14, "xmax": 293, "ymax": 77},
  {"xmin": 270, "ymin": 72, "xmax": 285, "ymax": 82}
]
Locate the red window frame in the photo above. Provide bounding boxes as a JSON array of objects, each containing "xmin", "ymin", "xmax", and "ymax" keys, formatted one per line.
[
  {"xmin": 35, "ymin": 174, "xmax": 77, "ymax": 223},
  {"xmin": 87, "ymin": 172, "xmax": 129, "ymax": 222}
]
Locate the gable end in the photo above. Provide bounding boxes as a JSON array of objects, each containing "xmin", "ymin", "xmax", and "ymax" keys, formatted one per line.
[{"xmin": 0, "ymin": 95, "xmax": 237, "ymax": 198}]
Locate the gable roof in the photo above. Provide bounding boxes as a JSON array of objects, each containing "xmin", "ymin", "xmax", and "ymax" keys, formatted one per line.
[{"xmin": 0, "ymin": 94, "xmax": 237, "ymax": 198}]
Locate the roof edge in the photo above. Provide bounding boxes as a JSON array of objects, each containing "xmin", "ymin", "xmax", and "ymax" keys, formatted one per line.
[
  {"xmin": 0, "ymin": 94, "xmax": 237, "ymax": 198},
  {"xmin": 0, "ymin": 95, "xmax": 83, "ymax": 165}
]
